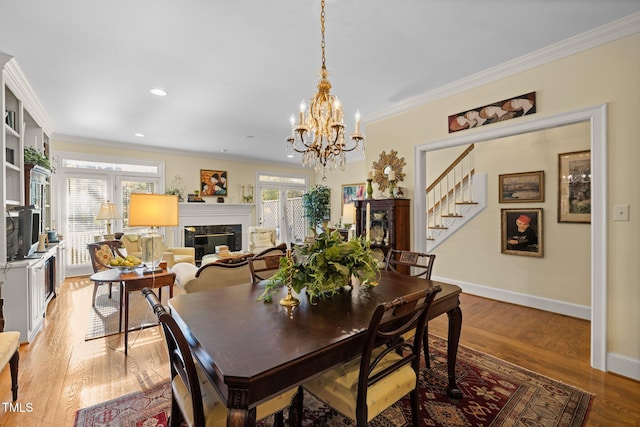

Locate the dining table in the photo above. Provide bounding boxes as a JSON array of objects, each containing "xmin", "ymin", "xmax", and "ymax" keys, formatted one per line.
[{"xmin": 168, "ymin": 270, "xmax": 462, "ymax": 427}]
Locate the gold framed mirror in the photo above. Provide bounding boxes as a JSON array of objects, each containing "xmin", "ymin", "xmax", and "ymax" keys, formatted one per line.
[{"xmin": 372, "ymin": 150, "xmax": 406, "ymax": 192}]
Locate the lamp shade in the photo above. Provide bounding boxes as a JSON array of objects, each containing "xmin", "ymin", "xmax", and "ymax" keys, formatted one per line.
[
  {"xmin": 342, "ymin": 202, "xmax": 355, "ymax": 225},
  {"xmin": 128, "ymin": 193, "xmax": 179, "ymax": 227},
  {"xmin": 95, "ymin": 202, "xmax": 121, "ymax": 220}
]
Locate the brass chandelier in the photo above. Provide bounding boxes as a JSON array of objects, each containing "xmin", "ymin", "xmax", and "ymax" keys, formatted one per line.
[{"xmin": 286, "ymin": 0, "xmax": 364, "ymax": 178}]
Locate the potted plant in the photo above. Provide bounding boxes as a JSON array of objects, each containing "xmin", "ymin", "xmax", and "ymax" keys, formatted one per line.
[
  {"xmin": 165, "ymin": 175, "xmax": 185, "ymax": 201},
  {"xmin": 258, "ymin": 230, "xmax": 380, "ymax": 303},
  {"xmin": 302, "ymin": 185, "xmax": 331, "ymax": 234},
  {"xmin": 24, "ymin": 147, "xmax": 53, "ymax": 172}
]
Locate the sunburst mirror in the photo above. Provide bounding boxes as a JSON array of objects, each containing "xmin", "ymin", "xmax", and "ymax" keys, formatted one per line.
[{"xmin": 372, "ymin": 150, "xmax": 406, "ymax": 192}]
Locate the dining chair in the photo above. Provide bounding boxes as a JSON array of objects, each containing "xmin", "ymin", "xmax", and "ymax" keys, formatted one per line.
[
  {"xmin": 385, "ymin": 249, "xmax": 437, "ymax": 368},
  {"xmin": 87, "ymin": 240, "xmax": 127, "ymax": 306},
  {"xmin": 142, "ymin": 288, "xmax": 301, "ymax": 427},
  {"xmin": 385, "ymin": 249, "xmax": 436, "ymax": 279},
  {"xmin": 302, "ymin": 285, "xmax": 442, "ymax": 426},
  {"xmin": 249, "ymin": 243, "xmax": 288, "ymax": 282},
  {"xmin": 0, "ymin": 298, "xmax": 20, "ymax": 402}
]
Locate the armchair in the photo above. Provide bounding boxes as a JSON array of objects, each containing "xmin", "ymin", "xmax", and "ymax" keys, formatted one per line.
[
  {"xmin": 121, "ymin": 234, "xmax": 195, "ymax": 268},
  {"xmin": 247, "ymin": 226, "xmax": 278, "ymax": 254}
]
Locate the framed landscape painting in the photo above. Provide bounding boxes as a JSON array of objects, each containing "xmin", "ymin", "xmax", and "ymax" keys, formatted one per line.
[
  {"xmin": 558, "ymin": 150, "xmax": 590, "ymax": 223},
  {"xmin": 501, "ymin": 208, "xmax": 543, "ymax": 258},
  {"xmin": 498, "ymin": 171, "xmax": 544, "ymax": 203}
]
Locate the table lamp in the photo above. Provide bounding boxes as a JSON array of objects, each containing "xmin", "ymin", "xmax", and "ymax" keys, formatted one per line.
[
  {"xmin": 128, "ymin": 193, "xmax": 179, "ymax": 274},
  {"xmin": 342, "ymin": 202, "xmax": 356, "ymax": 240},
  {"xmin": 95, "ymin": 201, "xmax": 122, "ymax": 240}
]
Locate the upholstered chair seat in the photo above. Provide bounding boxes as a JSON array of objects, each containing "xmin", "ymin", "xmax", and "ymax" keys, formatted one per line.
[
  {"xmin": 247, "ymin": 226, "xmax": 278, "ymax": 254},
  {"xmin": 0, "ymin": 299, "xmax": 20, "ymax": 402}
]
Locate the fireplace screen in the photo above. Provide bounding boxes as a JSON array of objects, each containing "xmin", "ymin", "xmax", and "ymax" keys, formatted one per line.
[{"xmin": 184, "ymin": 225, "xmax": 242, "ymax": 263}]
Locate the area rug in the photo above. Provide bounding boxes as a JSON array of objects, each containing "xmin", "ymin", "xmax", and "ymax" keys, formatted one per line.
[
  {"xmin": 74, "ymin": 335, "xmax": 593, "ymax": 426},
  {"xmin": 85, "ymin": 284, "xmax": 169, "ymax": 340}
]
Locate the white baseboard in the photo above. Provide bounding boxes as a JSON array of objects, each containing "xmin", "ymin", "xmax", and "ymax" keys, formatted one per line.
[
  {"xmin": 434, "ymin": 275, "xmax": 640, "ymax": 381},
  {"xmin": 434, "ymin": 276, "xmax": 591, "ymax": 320},
  {"xmin": 607, "ymin": 353, "xmax": 640, "ymax": 382}
]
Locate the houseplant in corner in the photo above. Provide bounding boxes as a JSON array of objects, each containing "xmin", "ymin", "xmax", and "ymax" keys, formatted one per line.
[
  {"xmin": 302, "ymin": 184, "xmax": 331, "ymax": 234},
  {"xmin": 258, "ymin": 230, "xmax": 380, "ymax": 303}
]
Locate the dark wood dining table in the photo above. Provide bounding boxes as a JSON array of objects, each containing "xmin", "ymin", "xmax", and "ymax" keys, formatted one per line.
[{"xmin": 168, "ymin": 270, "xmax": 462, "ymax": 427}]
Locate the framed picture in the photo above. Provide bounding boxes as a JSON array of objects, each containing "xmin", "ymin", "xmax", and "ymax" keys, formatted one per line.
[
  {"xmin": 341, "ymin": 183, "xmax": 365, "ymax": 210},
  {"xmin": 501, "ymin": 208, "xmax": 543, "ymax": 257},
  {"xmin": 200, "ymin": 169, "xmax": 227, "ymax": 196},
  {"xmin": 558, "ymin": 150, "xmax": 590, "ymax": 223},
  {"xmin": 498, "ymin": 170, "xmax": 544, "ymax": 203}
]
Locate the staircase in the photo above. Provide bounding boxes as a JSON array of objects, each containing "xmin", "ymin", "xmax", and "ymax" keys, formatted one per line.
[{"xmin": 426, "ymin": 144, "xmax": 487, "ymax": 252}]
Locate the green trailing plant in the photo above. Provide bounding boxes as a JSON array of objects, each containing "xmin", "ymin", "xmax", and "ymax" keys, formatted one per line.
[
  {"xmin": 302, "ymin": 185, "xmax": 331, "ymax": 232},
  {"xmin": 24, "ymin": 146, "xmax": 53, "ymax": 171},
  {"xmin": 258, "ymin": 230, "xmax": 379, "ymax": 302}
]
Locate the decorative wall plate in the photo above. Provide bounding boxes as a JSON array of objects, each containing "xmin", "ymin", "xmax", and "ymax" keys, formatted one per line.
[{"xmin": 372, "ymin": 150, "xmax": 406, "ymax": 192}]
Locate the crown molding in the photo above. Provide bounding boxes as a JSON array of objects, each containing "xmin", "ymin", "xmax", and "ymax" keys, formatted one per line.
[
  {"xmin": 2, "ymin": 56, "xmax": 55, "ymax": 135},
  {"xmin": 366, "ymin": 12, "xmax": 640, "ymax": 124}
]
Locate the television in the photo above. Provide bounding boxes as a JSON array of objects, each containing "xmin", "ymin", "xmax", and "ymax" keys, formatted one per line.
[
  {"xmin": 5, "ymin": 211, "xmax": 19, "ymax": 261},
  {"xmin": 8, "ymin": 205, "xmax": 42, "ymax": 260}
]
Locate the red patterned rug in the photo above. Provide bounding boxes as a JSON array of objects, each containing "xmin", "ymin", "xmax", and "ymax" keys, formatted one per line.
[{"xmin": 74, "ymin": 335, "xmax": 592, "ymax": 426}]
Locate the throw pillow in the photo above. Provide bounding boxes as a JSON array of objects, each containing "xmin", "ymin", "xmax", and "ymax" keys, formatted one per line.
[
  {"xmin": 253, "ymin": 232, "xmax": 274, "ymax": 248},
  {"xmin": 96, "ymin": 244, "xmax": 113, "ymax": 265}
]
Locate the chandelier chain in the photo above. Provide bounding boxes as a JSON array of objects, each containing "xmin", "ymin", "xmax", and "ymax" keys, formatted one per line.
[{"xmin": 320, "ymin": 0, "xmax": 326, "ymax": 70}]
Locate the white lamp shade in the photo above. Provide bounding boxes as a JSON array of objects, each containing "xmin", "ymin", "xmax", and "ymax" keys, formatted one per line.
[
  {"xmin": 342, "ymin": 202, "xmax": 355, "ymax": 225},
  {"xmin": 95, "ymin": 202, "xmax": 122, "ymax": 220},
  {"xmin": 128, "ymin": 193, "xmax": 179, "ymax": 227}
]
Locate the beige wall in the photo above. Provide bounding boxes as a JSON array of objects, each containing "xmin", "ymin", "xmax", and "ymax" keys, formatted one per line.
[{"xmin": 364, "ymin": 34, "xmax": 640, "ymax": 363}]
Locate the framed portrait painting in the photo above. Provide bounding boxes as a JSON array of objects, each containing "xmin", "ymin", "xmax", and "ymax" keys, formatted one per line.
[
  {"xmin": 200, "ymin": 169, "xmax": 227, "ymax": 196},
  {"xmin": 558, "ymin": 150, "xmax": 590, "ymax": 223},
  {"xmin": 501, "ymin": 208, "xmax": 543, "ymax": 257},
  {"xmin": 498, "ymin": 170, "xmax": 544, "ymax": 203},
  {"xmin": 341, "ymin": 183, "xmax": 365, "ymax": 210}
]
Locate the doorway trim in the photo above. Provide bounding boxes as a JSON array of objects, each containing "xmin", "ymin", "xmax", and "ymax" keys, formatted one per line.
[{"xmin": 414, "ymin": 104, "xmax": 607, "ymax": 371}]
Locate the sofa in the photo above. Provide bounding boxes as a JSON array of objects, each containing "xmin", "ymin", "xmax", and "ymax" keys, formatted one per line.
[
  {"xmin": 172, "ymin": 260, "xmax": 252, "ymax": 293},
  {"xmin": 120, "ymin": 234, "xmax": 195, "ymax": 268}
]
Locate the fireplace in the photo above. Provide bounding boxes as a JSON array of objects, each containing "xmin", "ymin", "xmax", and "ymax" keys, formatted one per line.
[
  {"xmin": 184, "ymin": 225, "xmax": 242, "ymax": 264},
  {"xmin": 174, "ymin": 202, "xmax": 254, "ymax": 255}
]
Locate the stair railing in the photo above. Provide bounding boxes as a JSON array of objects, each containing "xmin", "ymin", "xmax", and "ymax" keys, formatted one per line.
[{"xmin": 426, "ymin": 144, "xmax": 475, "ymax": 239}]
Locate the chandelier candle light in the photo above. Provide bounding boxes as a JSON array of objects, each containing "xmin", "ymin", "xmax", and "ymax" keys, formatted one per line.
[
  {"xmin": 286, "ymin": 0, "xmax": 364, "ymax": 179},
  {"xmin": 127, "ymin": 193, "xmax": 179, "ymax": 274}
]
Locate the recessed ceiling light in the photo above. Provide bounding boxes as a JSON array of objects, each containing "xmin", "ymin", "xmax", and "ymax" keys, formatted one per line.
[
  {"xmin": 150, "ymin": 88, "xmax": 168, "ymax": 96},
  {"xmin": 287, "ymin": 153, "xmax": 294, "ymax": 158},
  {"xmin": 134, "ymin": 132, "xmax": 145, "ymax": 137},
  {"xmin": 220, "ymin": 149, "xmax": 228, "ymax": 153}
]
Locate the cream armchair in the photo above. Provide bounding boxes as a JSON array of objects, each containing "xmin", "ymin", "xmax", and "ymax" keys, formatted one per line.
[
  {"xmin": 120, "ymin": 234, "xmax": 195, "ymax": 268},
  {"xmin": 247, "ymin": 226, "xmax": 278, "ymax": 254}
]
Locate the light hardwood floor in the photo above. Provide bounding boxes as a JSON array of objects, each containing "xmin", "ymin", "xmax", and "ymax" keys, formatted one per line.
[{"xmin": 0, "ymin": 277, "xmax": 639, "ymax": 426}]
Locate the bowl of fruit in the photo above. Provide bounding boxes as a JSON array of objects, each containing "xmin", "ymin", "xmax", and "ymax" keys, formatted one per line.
[{"xmin": 109, "ymin": 255, "xmax": 142, "ymax": 272}]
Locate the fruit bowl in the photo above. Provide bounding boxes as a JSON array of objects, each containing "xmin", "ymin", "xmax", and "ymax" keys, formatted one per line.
[{"xmin": 110, "ymin": 265, "xmax": 139, "ymax": 273}]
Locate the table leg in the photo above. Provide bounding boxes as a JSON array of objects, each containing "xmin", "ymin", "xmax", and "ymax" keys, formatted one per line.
[
  {"xmin": 124, "ymin": 284, "xmax": 130, "ymax": 355},
  {"xmin": 226, "ymin": 389, "xmax": 256, "ymax": 427},
  {"xmin": 446, "ymin": 305, "xmax": 463, "ymax": 398},
  {"xmin": 118, "ymin": 281, "xmax": 123, "ymax": 333}
]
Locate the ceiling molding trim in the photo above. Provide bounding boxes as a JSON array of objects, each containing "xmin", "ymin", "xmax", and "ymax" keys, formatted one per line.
[
  {"xmin": 366, "ymin": 12, "xmax": 640, "ymax": 124},
  {"xmin": 52, "ymin": 133, "xmax": 307, "ymax": 169},
  {"xmin": 3, "ymin": 57, "xmax": 55, "ymax": 134}
]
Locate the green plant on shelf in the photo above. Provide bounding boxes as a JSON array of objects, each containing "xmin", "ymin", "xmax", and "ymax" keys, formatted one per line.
[{"xmin": 24, "ymin": 146, "xmax": 54, "ymax": 172}]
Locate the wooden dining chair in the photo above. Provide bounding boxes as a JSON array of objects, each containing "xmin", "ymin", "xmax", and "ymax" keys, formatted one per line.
[
  {"xmin": 385, "ymin": 249, "xmax": 438, "ymax": 367},
  {"xmin": 302, "ymin": 285, "xmax": 442, "ymax": 426},
  {"xmin": 0, "ymin": 298, "xmax": 20, "ymax": 402},
  {"xmin": 142, "ymin": 288, "xmax": 301, "ymax": 427},
  {"xmin": 385, "ymin": 249, "xmax": 436, "ymax": 279},
  {"xmin": 87, "ymin": 240, "xmax": 127, "ymax": 306},
  {"xmin": 249, "ymin": 243, "xmax": 287, "ymax": 282}
]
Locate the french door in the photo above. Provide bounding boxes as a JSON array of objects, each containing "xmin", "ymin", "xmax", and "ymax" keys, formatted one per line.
[{"xmin": 256, "ymin": 173, "xmax": 307, "ymax": 246}]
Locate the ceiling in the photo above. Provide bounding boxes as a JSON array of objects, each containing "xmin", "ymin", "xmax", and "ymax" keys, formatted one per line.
[{"xmin": 2, "ymin": 1, "xmax": 639, "ymax": 167}]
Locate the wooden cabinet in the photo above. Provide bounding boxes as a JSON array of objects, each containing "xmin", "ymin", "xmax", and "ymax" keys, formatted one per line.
[{"xmin": 355, "ymin": 198, "xmax": 410, "ymax": 272}]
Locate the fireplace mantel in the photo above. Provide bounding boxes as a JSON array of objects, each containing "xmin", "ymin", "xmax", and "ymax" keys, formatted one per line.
[{"xmin": 174, "ymin": 203, "xmax": 254, "ymax": 251}]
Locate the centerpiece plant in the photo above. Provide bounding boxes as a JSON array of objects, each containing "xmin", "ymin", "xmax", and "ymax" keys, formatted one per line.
[{"xmin": 258, "ymin": 230, "xmax": 380, "ymax": 303}]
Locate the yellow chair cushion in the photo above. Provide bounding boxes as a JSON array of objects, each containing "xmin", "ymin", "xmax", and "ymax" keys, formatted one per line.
[
  {"xmin": 172, "ymin": 361, "xmax": 296, "ymax": 426},
  {"xmin": 0, "ymin": 332, "xmax": 20, "ymax": 369},
  {"xmin": 304, "ymin": 348, "xmax": 417, "ymax": 422}
]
